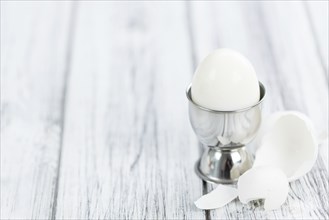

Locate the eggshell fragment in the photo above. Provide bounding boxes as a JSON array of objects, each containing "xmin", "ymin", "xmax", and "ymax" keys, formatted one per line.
[
  {"xmin": 238, "ymin": 166, "xmax": 289, "ymax": 211},
  {"xmin": 254, "ymin": 111, "xmax": 318, "ymax": 181},
  {"xmin": 194, "ymin": 185, "xmax": 238, "ymax": 210}
]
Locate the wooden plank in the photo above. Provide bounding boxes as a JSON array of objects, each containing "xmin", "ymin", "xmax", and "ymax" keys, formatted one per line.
[
  {"xmin": 0, "ymin": 1, "xmax": 73, "ymax": 219},
  {"xmin": 304, "ymin": 0, "xmax": 328, "ymax": 77},
  {"xmin": 189, "ymin": 1, "xmax": 328, "ymax": 219},
  {"xmin": 54, "ymin": 2, "xmax": 204, "ymax": 219}
]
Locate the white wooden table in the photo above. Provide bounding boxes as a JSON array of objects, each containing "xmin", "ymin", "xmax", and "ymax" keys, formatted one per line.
[{"xmin": 1, "ymin": 1, "xmax": 328, "ymax": 219}]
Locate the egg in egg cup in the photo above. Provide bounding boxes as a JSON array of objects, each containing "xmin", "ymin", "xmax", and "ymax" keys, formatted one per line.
[{"xmin": 186, "ymin": 82, "xmax": 266, "ymax": 184}]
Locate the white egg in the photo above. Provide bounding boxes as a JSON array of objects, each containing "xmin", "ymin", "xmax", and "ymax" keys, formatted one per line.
[
  {"xmin": 254, "ymin": 111, "xmax": 318, "ymax": 182},
  {"xmin": 191, "ymin": 48, "xmax": 260, "ymax": 111}
]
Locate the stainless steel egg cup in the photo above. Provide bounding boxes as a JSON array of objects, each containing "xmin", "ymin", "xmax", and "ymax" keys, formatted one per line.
[{"xmin": 187, "ymin": 82, "xmax": 266, "ymax": 184}]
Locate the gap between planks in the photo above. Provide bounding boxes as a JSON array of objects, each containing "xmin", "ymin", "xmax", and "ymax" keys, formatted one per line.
[
  {"xmin": 185, "ymin": 2, "xmax": 210, "ymax": 220},
  {"xmin": 51, "ymin": 2, "xmax": 78, "ymax": 219}
]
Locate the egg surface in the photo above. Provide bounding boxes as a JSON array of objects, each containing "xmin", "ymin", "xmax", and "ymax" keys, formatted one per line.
[{"xmin": 191, "ymin": 48, "xmax": 260, "ymax": 111}]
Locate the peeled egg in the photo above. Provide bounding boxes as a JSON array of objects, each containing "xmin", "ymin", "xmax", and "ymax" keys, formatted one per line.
[
  {"xmin": 238, "ymin": 166, "xmax": 289, "ymax": 211},
  {"xmin": 191, "ymin": 48, "xmax": 260, "ymax": 111},
  {"xmin": 254, "ymin": 111, "xmax": 318, "ymax": 181}
]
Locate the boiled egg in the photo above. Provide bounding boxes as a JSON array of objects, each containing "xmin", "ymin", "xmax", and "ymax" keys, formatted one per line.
[{"xmin": 191, "ymin": 48, "xmax": 260, "ymax": 111}]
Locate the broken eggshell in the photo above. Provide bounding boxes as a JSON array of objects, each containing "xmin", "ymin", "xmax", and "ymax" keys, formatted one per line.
[
  {"xmin": 254, "ymin": 111, "xmax": 318, "ymax": 182},
  {"xmin": 194, "ymin": 111, "xmax": 318, "ymax": 211},
  {"xmin": 238, "ymin": 166, "xmax": 289, "ymax": 211},
  {"xmin": 194, "ymin": 185, "xmax": 238, "ymax": 210},
  {"xmin": 194, "ymin": 166, "xmax": 288, "ymax": 211}
]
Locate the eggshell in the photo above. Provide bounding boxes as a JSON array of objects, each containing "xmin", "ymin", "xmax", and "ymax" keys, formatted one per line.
[
  {"xmin": 191, "ymin": 48, "xmax": 260, "ymax": 111},
  {"xmin": 194, "ymin": 185, "xmax": 238, "ymax": 210},
  {"xmin": 254, "ymin": 111, "xmax": 318, "ymax": 181},
  {"xmin": 238, "ymin": 166, "xmax": 289, "ymax": 211}
]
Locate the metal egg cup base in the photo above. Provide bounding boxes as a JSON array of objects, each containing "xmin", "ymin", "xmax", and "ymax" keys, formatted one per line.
[{"xmin": 195, "ymin": 146, "xmax": 254, "ymax": 184}]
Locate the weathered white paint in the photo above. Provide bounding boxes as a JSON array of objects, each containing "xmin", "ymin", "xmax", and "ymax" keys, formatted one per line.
[
  {"xmin": 1, "ymin": 1, "xmax": 72, "ymax": 219},
  {"xmin": 53, "ymin": 2, "xmax": 203, "ymax": 219},
  {"xmin": 1, "ymin": 1, "xmax": 328, "ymax": 219},
  {"xmin": 305, "ymin": 0, "xmax": 329, "ymax": 74}
]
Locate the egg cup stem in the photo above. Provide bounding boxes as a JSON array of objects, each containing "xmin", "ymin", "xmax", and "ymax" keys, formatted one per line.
[{"xmin": 196, "ymin": 146, "xmax": 254, "ymax": 184}]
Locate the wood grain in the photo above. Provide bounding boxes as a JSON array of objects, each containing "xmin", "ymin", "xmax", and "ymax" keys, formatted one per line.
[
  {"xmin": 53, "ymin": 2, "xmax": 204, "ymax": 219},
  {"xmin": 1, "ymin": 1, "xmax": 73, "ymax": 219},
  {"xmin": 1, "ymin": 1, "xmax": 328, "ymax": 219},
  {"xmin": 304, "ymin": 0, "xmax": 329, "ymax": 77}
]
